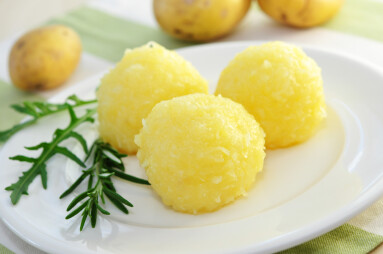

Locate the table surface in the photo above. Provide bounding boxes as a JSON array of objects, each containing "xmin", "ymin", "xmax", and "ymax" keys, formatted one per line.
[{"xmin": 1, "ymin": 0, "xmax": 383, "ymax": 253}]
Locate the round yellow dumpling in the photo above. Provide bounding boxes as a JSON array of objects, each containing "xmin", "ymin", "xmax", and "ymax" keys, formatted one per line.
[
  {"xmin": 215, "ymin": 41, "xmax": 326, "ymax": 149},
  {"xmin": 135, "ymin": 94, "xmax": 265, "ymax": 214},
  {"xmin": 97, "ymin": 42, "xmax": 208, "ymax": 154}
]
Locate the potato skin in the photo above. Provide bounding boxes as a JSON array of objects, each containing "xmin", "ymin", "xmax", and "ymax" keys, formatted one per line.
[
  {"xmin": 258, "ymin": 0, "xmax": 343, "ymax": 28},
  {"xmin": 153, "ymin": 0, "xmax": 251, "ymax": 42},
  {"xmin": 9, "ymin": 25, "xmax": 82, "ymax": 91}
]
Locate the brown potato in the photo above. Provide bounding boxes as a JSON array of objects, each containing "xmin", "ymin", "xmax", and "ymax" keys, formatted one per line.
[
  {"xmin": 153, "ymin": 0, "xmax": 251, "ymax": 42},
  {"xmin": 258, "ymin": 0, "xmax": 343, "ymax": 28},
  {"xmin": 9, "ymin": 25, "xmax": 82, "ymax": 91}
]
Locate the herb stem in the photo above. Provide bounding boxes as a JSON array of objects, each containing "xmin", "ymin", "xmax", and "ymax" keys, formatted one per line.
[
  {"xmin": 62, "ymin": 139, "xmax": 148, "ymax": 230},
  {"xmin": 7, "ymin": 108, "xmax": 97, "ymax": 204},
  {"xmin": 0, "ymin": 97, "xmax": 97, "ymax": 143}
]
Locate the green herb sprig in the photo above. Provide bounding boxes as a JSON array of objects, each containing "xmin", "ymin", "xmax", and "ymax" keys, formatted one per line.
[
  {"xmin": 5, "ymin": 105, "xmax": 97, "ymax": 205},
  {"xmin": 61, "ymin": 139, "xmax": 149, "ymax": 231},
  {"xmin": 4, "ymin": 95, "xmax": 150, "ymax": 231},
  {"xmin": 0, "ymin": 95, "xmax": 97, "ymax": 143}
]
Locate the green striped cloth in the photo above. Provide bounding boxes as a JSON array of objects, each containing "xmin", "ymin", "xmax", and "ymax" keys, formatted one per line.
[
  {"xmin": 1, "ymin": 0, "xmax": 383, "ymax": 253},
  {"xmin": 0, "ymin": 245, "xmax": 14, "ymax": 254}
]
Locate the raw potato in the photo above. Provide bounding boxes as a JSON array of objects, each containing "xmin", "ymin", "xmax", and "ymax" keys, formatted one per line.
[
  {"xmin": 258, "ymin": 0, "xmax": 343, "ymax": 28},
  {"xmin": 9, "ymin": 25, "xmax": 82, "ymax": 91},
  {"xmin": 215, "ymin": 41, "xmax": 326, "ymax": 149},
  {"xmin": 153, "ymin": 0, "xmax": 251, "ymax": 42},
  {"xmin": 135, "ymin": 94, "xmax": 265, "ymax": 214},
  {"xmin": 97, "ymin": 42, "xmax": 208, "ymax": 155}
]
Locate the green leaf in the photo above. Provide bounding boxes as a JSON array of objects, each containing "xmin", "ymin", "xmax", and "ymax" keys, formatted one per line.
[
  {"xmin": 109, "ymin": 167, "xmax": 150, "ymax": 185},
  {"xmin": 105, "ymin": 160, "xmax": 124, "ymax": 171},
  {"xmin": 53, "ymin": 129, "xmax": 64, "ymax": 137},
  {"xmin": 5, "ymin": 162, "xmax": 46, "ymax": 204},
  {"xmin": 86, "ymin": 199, "xmax": 94, "ymax": 217},
  {"xmin": 105, "ymin": 192, "xmax": 129, "ymax": 214},
  {"xmin": 67, "ymin": 95, "xmax": 97, "ymax": 107},
  {"xmin": 67, "ymin": 191, "xmax": 89, "ymax": 211},
  {"xmin": 102, "ymin": 180, "xmax": 116, "ymax": 192},
  {"xmin": 100, "ymin": 190, "xmax": 105, "ymax": 204},
  {"xmin": 65, "ymin": 201, "xmax": 88, "ymax": 219},
  {"xmin": 90, "ymin": 202, "xmax": 98, "ymax": 228},
  {"xmin": 96, "ymin": 203, "xmax": 110, "ymax": 215},
  {"xmin": 60, "ymin": 172, "xmax": 89, "ymax": 199},
  {"xmin": 102, "ymin": 150, "xmax": 121, "ymax": 164},
  {"xmin": 4, "ymin": 185, "xmax": 28, "ymax": 195},
  {"xmin": 40, "ymin": 164, "xmax": 48, "ymax": 189},
  {"xmin": 9, "ymin": 155, "xmax": 36, "ymax": 163},
  {"xmin": 68, "ymin": 105, "xmax": 77, "ymax": 124},
  {"xmin": 102, "ymin": 144, "xmax": 127, "ymax": 159},
  {"xmin": 23, "ymin": 102, "xmax": 39, "ymax": 117},
  {"xmin": 67, "ymin": 95, "xmax": 81, "ymax": 104},
  {"xmin": 103, "ymin": 187, "xmax": 133, "ymax": 207},
  {"xmin": 54, "ymin": 146, "xmax": 86, "ymax": 168},
  {"xmin": 33, "ymin": 102, "xmax": 49, "ymax": 114},
  {"xmin": 10, "ymin": 104, "xmax": 33, "ymax": 115},
  {"xmin": 84, "ymin": 141, "xmax": 97, "ymax": 162},
  {"xmin": 67, "ymin": 131, "xmax": 89, "ymax": 154},
  {"xmin": 80, "ymin": 210, "xmax": 88, "ymax": 231},
  {"xmin": 87, "ymin": 173, "xmax": 94, "ymax": 190},
  {"xmin": 25, "ymin": 142, "xmax": 49, "ymax": 151}
]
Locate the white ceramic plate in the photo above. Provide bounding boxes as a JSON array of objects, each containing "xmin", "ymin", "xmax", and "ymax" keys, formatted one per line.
[{"xmin": 1, "ymin": 41, "xmax": 383, "ymax": 254}]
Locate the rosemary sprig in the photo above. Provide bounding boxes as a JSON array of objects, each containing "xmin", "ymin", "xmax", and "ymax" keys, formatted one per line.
[
  {"xmin": 61, "ymin": 139, "xmax": 149, "ymax": 231},
  {"xmin": 5, "ymin": 105, "xmax": 97, "ymax": 204},
  {"xmin": 0, "ymin": 95, "xmax": 97, "ymax": 143}
]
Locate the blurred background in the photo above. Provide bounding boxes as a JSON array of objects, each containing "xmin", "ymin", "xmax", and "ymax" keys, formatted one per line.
[
  {"xmin": 0, "ymin": 0, "xmax": 88, "ymax": 40},
  {"xmin": 0, "ymin": 0, "xmax": 380, "ymax": 42}
]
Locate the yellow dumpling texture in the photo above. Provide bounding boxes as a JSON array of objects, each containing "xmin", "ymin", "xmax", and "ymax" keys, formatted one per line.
[
  {"xmin": 215, "ymin": 41, "xmax": 327, "ymax": 149},
  {"xmin": 97, "ymin": 42, "xmax": 208, "ymax": 154},
  {"xmin": 135, "ymin": 94, "xmax": 265, "ymax": 214}
]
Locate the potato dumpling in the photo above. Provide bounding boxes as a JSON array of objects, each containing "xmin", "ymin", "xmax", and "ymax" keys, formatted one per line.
[
  {"xmin": 9, "ymin": 25, "xmax": 82, "ymax": 91},
  {"xmin": 135, "ymin": 94, "xmax": 265, "ymax": 214},
  {"xmin": 153, "ymin": 0, "xmax": 251, "ymax": 42},
  {"xmin": 97, "ymin": 42, "xmax": 208, "ymax": 154},
  {"xmin": 215, "ymin": 41, "xmax": 326, "ymax": 149}
]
